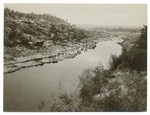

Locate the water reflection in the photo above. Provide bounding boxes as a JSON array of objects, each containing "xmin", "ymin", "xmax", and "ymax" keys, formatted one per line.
[{"xmin": 4, "ymin": 40, "xmax": 122, "ymax": 111}]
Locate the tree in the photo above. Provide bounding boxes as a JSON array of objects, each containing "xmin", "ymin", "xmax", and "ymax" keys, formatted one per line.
[{"xmin": 135, "ymin": 26, "xmax": 147, "ymax": 49}]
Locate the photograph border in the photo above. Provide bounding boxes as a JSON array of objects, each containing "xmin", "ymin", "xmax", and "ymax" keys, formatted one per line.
[{"xmin": 0, "ymin": 0, "xmax": 149, "ymax": 114}]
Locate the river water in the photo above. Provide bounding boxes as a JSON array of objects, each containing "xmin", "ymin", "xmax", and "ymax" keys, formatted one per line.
[{"xmin": 4, "ymin": 38, "xmax": 122, "ymax": 111}]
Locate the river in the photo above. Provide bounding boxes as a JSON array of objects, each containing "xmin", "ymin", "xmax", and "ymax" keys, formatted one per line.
[{"xmin": 4, "ymin": 38, "xmax": 122, "ymax": 111}]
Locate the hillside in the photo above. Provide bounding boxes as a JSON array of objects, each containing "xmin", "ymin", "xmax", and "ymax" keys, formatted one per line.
[
  {"xmin": 4, "ymin": 8, "xmax": 109, "ymax": 73},
  {"xmin": 4, "ymin": 8, "xmax": 91, "ymax": 48}
]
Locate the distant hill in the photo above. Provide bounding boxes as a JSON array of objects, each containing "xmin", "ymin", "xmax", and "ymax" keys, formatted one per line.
[{"xmin": 4, "ymin": 8, "xmax": 90, "ymax": 48}]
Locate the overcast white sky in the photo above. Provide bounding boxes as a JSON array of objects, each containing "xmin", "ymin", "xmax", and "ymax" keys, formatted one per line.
[{"xmin": 5, "ymin": 4, "xmax": 147, "ymax": 26}]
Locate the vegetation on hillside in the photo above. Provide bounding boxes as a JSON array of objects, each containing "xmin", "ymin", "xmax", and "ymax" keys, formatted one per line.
[
  {"xmin": 51, "ymin": 26, "xmax": 147, "ymax": 112},
  {"xmin": 4, "ymin": 8, "xmax": 90, "ymax": 49},
  {"xmin": 109, "ymin": 26, "xmax": 147, "ymax": 71}
]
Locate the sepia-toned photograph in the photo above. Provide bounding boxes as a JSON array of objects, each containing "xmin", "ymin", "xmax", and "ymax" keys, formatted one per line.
[{"xmin": 4, "ymin": 4, "xmax": 147, "ymax": 112}]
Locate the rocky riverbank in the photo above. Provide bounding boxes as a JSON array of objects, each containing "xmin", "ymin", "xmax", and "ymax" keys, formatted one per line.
[
  {"xmin": 4, "ymin": 37, "xmax": 111, "ymax": 74},
  {"xmin": 4, "ymin": 8, "xmax": 112, "ymax": 74}
]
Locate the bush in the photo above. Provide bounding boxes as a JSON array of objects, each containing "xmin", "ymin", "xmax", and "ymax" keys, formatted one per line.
[
  {"xmin": 127, "ymin": 48, "xmax": 147, "ymax": 71},
  {"xmin": 50, "ymin": 93, "xmax": 80, "ymax": 112},
  {"xmin": 50, "ymin": 63, "xmax": 147, "ymax": 111},
  {"xmin": 109, "ymin": 54, "xmax": 122, "ymax": 70},
  {"xmin": 135, "ymin": 26, "xmax": 147, "ymax": 49},
  {"xmin": 109, "ymin": 26, "xmax": 147, "ymax": 71},
  {"xmin": 78, "ymin": 67, "xmax": 147, "ymax": 111},
  {"xmin": 79, "ymin": 66, "xmax": 109, "ymax": 106}
]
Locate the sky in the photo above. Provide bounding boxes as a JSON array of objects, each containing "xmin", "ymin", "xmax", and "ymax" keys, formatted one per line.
[{"xmin": 4, "ymin": 4, "xmax": 147, "ymax": 26}]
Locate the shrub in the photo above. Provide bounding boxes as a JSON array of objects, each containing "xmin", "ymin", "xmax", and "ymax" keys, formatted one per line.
[
  {"xmin": 127, "ymin": 48, "xmax": 147, "ymax": 71},
  {"xmin": 135, "ymin": 26, "xmax": 147, "ymax": 49},
  {"xmin": 109, "ymin": 26, "xmax": 147, "ymax": 71},
  {"xmin": 79, "ymin": 66, "xmax": 109, "ymax": 106},
  {"xmin": 109, "ymin": 54, "xmax": 122, "ymax": 70},
  {"xmin": 50, "ymin": 93, "xmax": 80, "ymax": 112},
  {"xmin": 79, "ymin": 68, "xmax": 147, "ymax": 111}
]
